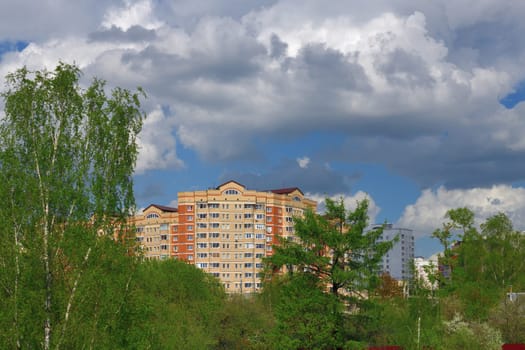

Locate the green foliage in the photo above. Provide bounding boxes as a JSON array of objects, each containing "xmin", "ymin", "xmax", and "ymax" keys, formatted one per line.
[
  {"xmin": 264, "ymin": 198, "xmax": 394, "ymax": 348},
  {"xmin": 266, "ymin": 198, "xmax": 393, "ymax": 299},
  {"xmin": 121, "ymin": 259, "xmax": 225, "ymax": 349},
  {"xmin": 0, "ymin": 63, "xmax": 144, "ymax": 349},
  {"xmin": 215, "ymin": 294, "xmax": 274, "ymax": 350},
  {"xmin": 268, "ymin": 274, "xmax": 343, "ymax": 350}
]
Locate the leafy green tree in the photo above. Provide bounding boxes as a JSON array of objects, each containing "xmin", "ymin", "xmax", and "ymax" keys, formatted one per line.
[
  {"xmin": 0, "ymin": 63, "xmax": 144, "ymax": 349},
  {"xmin": 267, "ymin": 274, "xmax": 344, "ymax": 350},
  {"xmin": 215, "ymin": 294, "xmax": 274, "ymax": 350},
  {"xmin": 120, "ymin": 259, "xmax": 225, "ymax": 350},
  {"xmin": 264, "ymin": 198, "xmax": 393, "ymax": 347},
  {"xmin": 267, "ymin": 198, "xmax": 393, "ymax": 300}
]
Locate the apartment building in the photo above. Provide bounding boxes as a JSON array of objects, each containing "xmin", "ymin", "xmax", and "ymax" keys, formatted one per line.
[
  {"xmin": 132, "ymin": 204, "xmax": 179, "ymax": 260},
  {"xmin": 132, "ymin": 180, "xmax": 317, "ymax": 293},
  {"xmin": 376, "ymin": 224, "xmax": 415, "ymax": 281}
]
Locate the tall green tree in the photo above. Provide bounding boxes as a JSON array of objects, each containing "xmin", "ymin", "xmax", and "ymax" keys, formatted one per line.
[
  {"xmin": 264, "ymin": 198, "xmax": 393, "ymax": 347},
  {"xmin": 267, "ymin": 198, "xmax": 392, "ymax": 300},
  {"xmin": 0, "ymin": 63, "xmax": 144, "ymax": 349}
]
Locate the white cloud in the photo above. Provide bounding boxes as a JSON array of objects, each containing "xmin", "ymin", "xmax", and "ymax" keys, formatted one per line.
[
  {"xmin": 135, "ymin": 107, "xmax": 184, "ymax": 174},
  {"xmin": 397, "ymin": 185, "xmax": 525, "ymax": 238},
  {"xmin": 2, "ymin": 0, "xmax": 525, "ymax": 185},
  {"xmin": 307, "ymin": 191, "xmax": 381, "ymax": 224},
  {"xmin": 297, "ymin": 156, "xmax": 310, "ymax": 168},
  {"xmin": 102, "ymin": 0, "xmax": 163, "ymax": 31}
]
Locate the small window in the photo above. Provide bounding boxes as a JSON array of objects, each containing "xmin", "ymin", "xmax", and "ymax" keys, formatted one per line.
[
  {"xmin": 223, "ymin": 189, "xmax": 240, "ymax": 195},
  {"xmin": 146, "ymin": 213, "xmax": 159, "ymax": 219}
]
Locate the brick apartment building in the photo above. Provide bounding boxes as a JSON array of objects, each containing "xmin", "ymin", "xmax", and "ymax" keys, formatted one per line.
[{"xmin": 130, "ymin": 180, "xmax": 317, "ymax": 293}]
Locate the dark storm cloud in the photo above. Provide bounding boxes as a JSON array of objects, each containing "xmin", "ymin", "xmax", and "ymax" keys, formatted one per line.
[
  {"xmin": 219, "ymin": 159, "xmax": 360, "ymax": 195},
  {"xmin": 376, "ymin": 48, "xmax": 435, "ymax": 88},
  {"xmin": 270, "ymin": 33, "xmax": 288, "ymax": 58},
  {"xmin": 88, "ymin": 25, "xmax": 156, "ymax": 42},
  {"xmin": 293, "ymin": 43, "xmax": 371, "ymax": 91},
  {"xmin": 337, "ymin": 129, "xmax": 525, "ymax": 189}
]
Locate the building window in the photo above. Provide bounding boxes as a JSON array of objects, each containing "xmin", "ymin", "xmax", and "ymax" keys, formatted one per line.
[
  {"xmin": 186, "ymin": 205, "xmax": 193, "ymax": 212},
  {"xmin": 187, "ymin": 255, "xmax": 193, "ymax": 260},
  {"xmin": 187, "ymin": 225, "xmax": 193, "ymax": 231},
  {"xmin": 223, "ymin": 189, "xmax": 240, "ymax": 195},
  {"xmin": 146, "ymin": 213, "xmax": 159, "ymax": 219},
  {"xmin": 187, "ymin": 245, "xmax": 193, "ymax": 250}
]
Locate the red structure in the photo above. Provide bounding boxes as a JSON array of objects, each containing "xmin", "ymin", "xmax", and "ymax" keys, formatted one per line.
[{"xmin": 503, "ymin": 345, "xmax": 525, "ymax": 350}]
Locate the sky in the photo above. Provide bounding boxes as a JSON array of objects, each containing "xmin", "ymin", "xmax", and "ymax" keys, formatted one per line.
[{"xmin": 2, "ymin": 0, "xmax": 525, "ymax": 257}]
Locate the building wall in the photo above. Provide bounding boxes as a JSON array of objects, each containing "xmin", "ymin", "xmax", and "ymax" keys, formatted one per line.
[
  {"xmin": 131, "ymin": 205, "xmax": 178, "ymax": 260},
  {"xmin": 130, "ymin": 181, "xmax": 317, "ymax": 294},
  {"xmin": 377, "ymin": 225, "xmax": 415, "ymax": 281}
]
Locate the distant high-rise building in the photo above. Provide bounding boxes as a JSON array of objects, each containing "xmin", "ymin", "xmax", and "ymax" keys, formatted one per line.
[
  {"xmin": 414, "ymin": 255, "xmax": 439, "ymax": 290},
  {"xmin": 130, "ymin": 180, "xmax": 317, "ymax": 293},
  {"xmin": 375, "ymin": 224, "xmax": 415, "ymax": 280}
]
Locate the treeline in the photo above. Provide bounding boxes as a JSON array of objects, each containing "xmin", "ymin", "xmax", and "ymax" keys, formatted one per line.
[{"xmin": 1, "ymin": 63, "xmax": 524, "ymax": 349}]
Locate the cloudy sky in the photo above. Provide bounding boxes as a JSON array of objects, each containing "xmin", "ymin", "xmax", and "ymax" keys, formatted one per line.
[{"xmin": 2, "ymin": 0, "xmax": 525, "ymax": 257}]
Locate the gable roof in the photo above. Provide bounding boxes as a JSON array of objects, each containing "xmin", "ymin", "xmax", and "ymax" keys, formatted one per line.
[
  {"xmin": 144, "ymin": 204, "xmax": 178, "ymax": 213},
  {"xmin": 269, "ymin": 187, "xmax": 304, "ymax": 196},
  {"xmin": 216, "ymin": 180, "xmax": 246, "ymax": 190}
]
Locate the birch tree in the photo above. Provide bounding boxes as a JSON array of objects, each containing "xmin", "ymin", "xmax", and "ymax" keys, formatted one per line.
[{"xmin": 0, "ymin": 63, "xmax": 144, "ymax": 349}]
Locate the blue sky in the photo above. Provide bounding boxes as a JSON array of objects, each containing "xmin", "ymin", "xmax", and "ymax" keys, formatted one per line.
[{"xmin": 3, "ymin": 0, "xmax": 525, "ymax": 258}]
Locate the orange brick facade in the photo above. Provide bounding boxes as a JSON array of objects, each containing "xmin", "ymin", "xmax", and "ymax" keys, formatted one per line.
[{"xmin": 130, "ymin": 180, "xmax": 317, "ymax": 293}]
